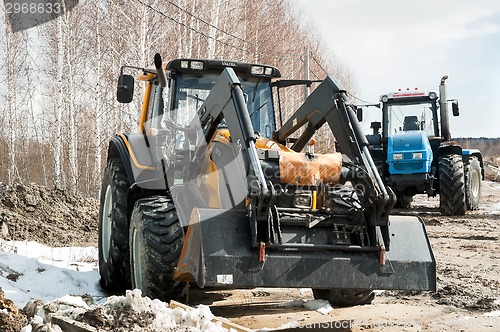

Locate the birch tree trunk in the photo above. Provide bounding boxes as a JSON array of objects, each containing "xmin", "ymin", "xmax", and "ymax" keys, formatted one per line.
[
  {"xmin": 207, "ymin": 0, "xmax": 221, "ymax": 58},
  {"xmin": 94, "ymin": 10, "xmax": 102, "ymax": 196},
  {"xmin": 54, "ymin": 14, "xmax": 64, "ymax": 189},
  {"xmin": 4, "ymin": 23, "xmax": 16, "ymax": 185},
  {"xmin": 67, "ymin": 15, "xmax": 78, "ymax": 194}
]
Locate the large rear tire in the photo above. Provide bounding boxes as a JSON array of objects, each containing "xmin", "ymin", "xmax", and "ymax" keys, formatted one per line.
[
  {"xmin": 129, "ymin": 196, "xmax": 187, "ymax": 302},
  {"xmin": 439, "ymin": 154, "xmax": 466, "ymax": 216},
  {"xmin": 465, "ymin": 156, "xmax": 481, "ymax": 210},
  {"xmin": 312, "ymin": 288, "xmax": 374, "ymax": 307},
  {"xmin": 98, "ymin": 160, "xmax": 131, "ymax": 291}
]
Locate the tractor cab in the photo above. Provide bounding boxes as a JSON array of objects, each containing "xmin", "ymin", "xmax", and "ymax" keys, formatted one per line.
[
  {"xmin": 120, "ymin": 59, "xmax": 281, "ymax": 139},
  {"xmin": 381, "ymin": 89, "xmax": 439, "ymax": 178},
  {"xmin": 165, "ymin": 59, "xmax": 280, "ymax": 139},
  {"xmin": 381, "ymin": 88, "xmax": 440, "ymax": 138}
]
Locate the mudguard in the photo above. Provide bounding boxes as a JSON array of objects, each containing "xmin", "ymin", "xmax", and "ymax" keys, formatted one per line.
[
  {"xmin": 174, "ymin": 209, "xmax": 436, "ymax": 291},
  {"xmin": 107, "ymin": 134, "xmax": 166, "ymax": 190},
  {"xmin": 462, "ymin": 148, "xmax": 485, "ymax": 179}
]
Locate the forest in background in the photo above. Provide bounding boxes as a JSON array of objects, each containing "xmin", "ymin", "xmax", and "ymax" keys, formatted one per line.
[
  {"xmin": 454, "ymin": 138, "xmax": 500, "ymax": 157},
  {"xmin": 0, "ymin": 0, "xmax": 356, "ymax": 197}
]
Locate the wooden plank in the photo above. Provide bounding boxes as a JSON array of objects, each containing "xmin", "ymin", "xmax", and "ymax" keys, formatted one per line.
[
  {"xmin": 51, "ymin": 316, "xmax": 98, "ymax": 332},
  {"xmin": 169, "ymin": 300, "xmax": 255, "ymax": 332}
]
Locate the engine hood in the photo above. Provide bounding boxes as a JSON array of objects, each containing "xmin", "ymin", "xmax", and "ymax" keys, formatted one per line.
[{"xmin": 390, "ymin": 131, "xmax": 429, "ymax": 151}]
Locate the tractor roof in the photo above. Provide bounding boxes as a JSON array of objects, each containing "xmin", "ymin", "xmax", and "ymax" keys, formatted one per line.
[
  {"xmin": 380, "ymin": 88, "xmax": 438, "ymax": 103},
  {"xmin": 137, "ymin": 58, "xmax": 281, "ymax": 81}
]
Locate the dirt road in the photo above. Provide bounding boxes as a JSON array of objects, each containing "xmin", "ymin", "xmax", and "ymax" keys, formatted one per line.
[
  {"xmin": 189, "ymin": 180, "xmax": 500, "ymax": 331},
  {"xmin": 1, "ymin": 179, "xmax": 499, "ymax": 331}
]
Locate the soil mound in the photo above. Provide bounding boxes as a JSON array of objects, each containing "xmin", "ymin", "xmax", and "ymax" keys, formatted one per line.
[{"xmin": 0, "ymin": 182, "xmax": 98, "ymax": 247}]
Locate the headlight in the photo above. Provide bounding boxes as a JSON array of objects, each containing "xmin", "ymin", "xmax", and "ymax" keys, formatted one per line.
[
  {"xmin": 393, "ymin": 153, "xmax": 403, "ymax": 160},
  {"xmin": 293, "ymin": 190, "xmax": 312, "ymax": 208},
  {"xmin": 251, "ymin": 66, "xmax": 264, "ymax": 75},
  {"xmin": 381, "ymin": 95, "xmax": 389, "ymax": 103},
  {"xmin": 190, "ymin": 61, "xmax": 204, "ymax": 70},
  {"xmin": 413, "ymin": 152, "xmax": 423, "ymax": 159},
  {"xmin": 429, "ymin": 92, "xmax": 437, "ymax": 99}
]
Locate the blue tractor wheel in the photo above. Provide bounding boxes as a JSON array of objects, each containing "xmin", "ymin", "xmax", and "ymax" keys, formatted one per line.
[
  {"xmin": 438, "ymin": 154, "xmax": 466, "ymax": 215},
  {"xmin": 465, "ymin": 156, "xmax": 481, "ymax": 210}
]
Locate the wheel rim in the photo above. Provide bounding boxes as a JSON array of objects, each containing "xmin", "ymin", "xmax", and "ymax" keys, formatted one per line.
[
  {"xmin": 471, "ymin": 170, "xmax": 480, "ymax": 197},
  {"xmin": 101, "ymin": 185, "xmax": 113, "ymax": 262},
  {"xmin": 131, "ymin": 227, "xmax": 143, "ymax": 289}
]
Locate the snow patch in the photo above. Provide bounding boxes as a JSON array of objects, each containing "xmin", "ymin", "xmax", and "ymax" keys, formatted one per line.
[
  {"xmin": 258, "ymin": 321, "xmax": 300, "ymax": 331},
  {"xmin": 52, "ymin": 294, "xmax": 90, "ymax": 309},
  {"xmin": 484, "ymin": 310, "xmax": 500, "ymax": 317},
  {"xmin": 0, "ymin": 240, "xmax": 105, "ymax": 308},
  {"xmin": 278, "ymin": 299, "xmax": 305, "ymax": 307},
  {"xmin": 303, "ymin": 299, "xmax": 333, "ymax": 314},
  {"xmin": 97, "ymin": 289, "xmax": 231, "ymax": 331},
  {"xmin": 278, "ymin": 298, "xmax": 333, "ymax": 315},
  {"xmin": 20, "ymin": 290, "xmax": 234, "ymax": 331}
]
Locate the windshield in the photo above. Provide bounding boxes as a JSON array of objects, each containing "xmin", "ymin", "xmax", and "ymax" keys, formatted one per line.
[
  {"xmin": 167, "ymin": 73, "xmax": 275, "ymax": 138},
  {"xmin": 386, "ymin": 102, "xmax": 437, "ymax": 137}
]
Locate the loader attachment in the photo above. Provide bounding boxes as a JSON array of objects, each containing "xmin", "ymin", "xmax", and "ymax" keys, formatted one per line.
[{"xmin": 175, "ymin": 209, "xmax": 436, "ymax": 291}]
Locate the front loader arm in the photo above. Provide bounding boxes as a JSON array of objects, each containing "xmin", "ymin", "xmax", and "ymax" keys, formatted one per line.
[
  {"xmin": 183, "ymin": 67, "xmax": 279, "ymax": 248},
  {"xmin": 194, "ymin": 67, "xmax": 271, "ymax": 212},
  {"xmin": 275, "ymin": 76, "xmax": 394, "ymax": 228},
  {"xmin": 276, "ymin": 76, "xmax": 364, "ymax": 165}
]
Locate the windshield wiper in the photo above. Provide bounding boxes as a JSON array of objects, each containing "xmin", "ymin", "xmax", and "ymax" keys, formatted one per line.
[
  {"xmin": 252, "ymin": 78, "xmax": 261, "ymax": 102},
  {"xmin": 249, "ymin": 101, "xmax": 268, "ymax": 117}
]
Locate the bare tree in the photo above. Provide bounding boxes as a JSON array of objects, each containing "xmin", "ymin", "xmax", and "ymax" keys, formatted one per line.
[
  {"xmin": 0, "ymin": 0, "xmax": 356, "ymax": 196},
  {"xmin": 1, "ymin": 16, "xmax": 29, "ymax": 185}
]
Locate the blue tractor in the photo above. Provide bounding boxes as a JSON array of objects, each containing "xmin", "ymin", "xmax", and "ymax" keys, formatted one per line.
[{"xmin": 365, "ymin": 76, "xmax": 483, "ymax": 215}]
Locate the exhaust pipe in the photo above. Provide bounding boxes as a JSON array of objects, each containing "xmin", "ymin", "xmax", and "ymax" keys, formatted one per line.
[
  {"xmin": 154, "ymin": 53, "xmax": 167, "ymax": 87},
  {"xmin": 439, "ymin": 75, "xmax": 451, "ymax": 141}
]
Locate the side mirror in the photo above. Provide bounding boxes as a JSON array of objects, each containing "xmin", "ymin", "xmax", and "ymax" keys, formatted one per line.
[
  {"xmin": 356, "ymin": 107, "xmax": 363, "ymax": 122},
  {"xmin": 451, "ymin": 101, "xmax": 459, "ymax": 116},
  {"xmin": 117, "ymin": 74, "xmax": 135, "ymax": 103}
]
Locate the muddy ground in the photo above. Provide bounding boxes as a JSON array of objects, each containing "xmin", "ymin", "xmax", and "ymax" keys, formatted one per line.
[
  {"xmin": 189, "ymin": 179, "xmax": 500, "ymax": 331},
  {"xmin": 1, "ymin": 160, "xmax": 500, "ymax": 331},
  {"xmin": 0, "ymin": 182, "xmax": 98, "ymax": 247}
]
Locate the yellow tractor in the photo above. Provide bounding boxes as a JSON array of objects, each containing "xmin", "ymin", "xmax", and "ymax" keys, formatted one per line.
[{"xmin": 98, "ymin": 54, "xmax": 435, "ymax": 306}]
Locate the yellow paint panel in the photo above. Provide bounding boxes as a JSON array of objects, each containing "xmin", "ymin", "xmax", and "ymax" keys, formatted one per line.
[
  {"xmin": 136, "ymin": 62, "xmax": 167, "ymax": 81},
  {"xmin": 138, "ymin": 82, "xmax": 152, "ymax": 133},
  {"xmin": 137, "ymin": 71, "xmax": 157, "ymax": 81},
  {"xmin": 118, "ymin": 134, "xmax": 155, "ymax": 171},
  {"xmin": 174, "ymin": 216, "xmax": 197, "ymax": 283},
  {"xmin": 212, "ymin": 129, "xmax": 231, "ymax": 146},
  {"xmin": 199, "ymin": 160, "xmax": 221, "ymax": 208},
  {"xmin": 255, "ymin": 137, "xmax": 293, "ymax": 152},
  {"xmin": 212, "ymin": 129, "xmax": 292, "ymax": 153}
]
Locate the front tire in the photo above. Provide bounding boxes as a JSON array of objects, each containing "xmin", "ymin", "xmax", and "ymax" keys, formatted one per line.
[
  {"xmin": 465, "ymin": 157, "xmax": 481, "ymax": 210},
  {"xmin": 98, "ymin": 160, "xmax": 131, "ymax": 291},
  {"xmin": 312, "ymin": 288, "xmax": 374, "ymax": 307},
  {"xmin": 439, "ymin": 154, "xmax": 466, "ymax": 215},
  {"xmin": 394, "ymin": 192, "xmax": 413, "ymax": 209},
  {"xmin": 129, "ymin": 196, "xmax": 187, "ymax": 301}
]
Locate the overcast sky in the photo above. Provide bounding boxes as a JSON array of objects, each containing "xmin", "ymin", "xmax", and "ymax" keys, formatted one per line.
[{"xmin": 292, "ymin": 0, "xmax": 500, "ymax": 138}]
